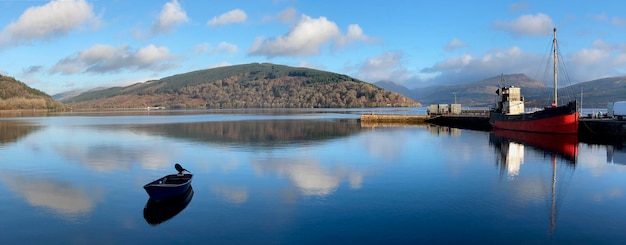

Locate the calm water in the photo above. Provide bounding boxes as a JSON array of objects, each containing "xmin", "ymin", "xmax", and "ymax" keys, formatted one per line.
[{"xmin": 1, "ymin": 109, "xmax": 626, "ymax": 244}]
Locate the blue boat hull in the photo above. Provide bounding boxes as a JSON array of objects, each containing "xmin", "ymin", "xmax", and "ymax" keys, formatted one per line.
[{"xmin": 143, "ymin": 173, "xmax": 193, "ymax": 202}]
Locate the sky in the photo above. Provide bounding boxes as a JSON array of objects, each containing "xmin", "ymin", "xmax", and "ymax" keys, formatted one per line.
[{"xmin": 0, "ymin": 0, "xmax": 625, "ymax": 95}]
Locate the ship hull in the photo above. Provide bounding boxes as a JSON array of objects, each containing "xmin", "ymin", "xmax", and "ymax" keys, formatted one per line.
[
  {"xmin": 489, "ymin": 101, "xmax": 578, "ymax": 134},
  {"xmin": 491, "ymin": 129, "xmax": 578, "ymax": 163}
]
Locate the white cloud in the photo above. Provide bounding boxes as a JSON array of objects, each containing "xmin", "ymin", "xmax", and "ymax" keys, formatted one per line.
[
  {"xmin": 49, "ymin": 44, "xmax": 177, "ymax": 74},
  {"xmin": 444, "ymin": 38, "xmax": 468, "ymax": 51},
  {"xmin": 567, "ymin": 39, "xmax": 626, "ymax": 79},
  {"xmin": 361, "ymin": 51, "xmax": 403, "ymax": 70},
  {"xmin": 335, "ymin": 24, "xmax": 376, "ymax": 48},
  {"xmin": 427, "ymin": 53, "xmax": 474, "ymax": 71},
  {"xmin": 420, "ymin": 47, "xmax": 541, "ymax": 86},
  {"xmin": 135, "ymin": 45, "xmax": 172, "ymax": 64},
  {"xmin": 0, "ymin": 0, "xmax": 99, "ymax": 48},
  {"xmin": 248, "ymin": 15, "xmax": 373, "ymax": 58},
  {"xmin": 570, "ymin": 48, "xmax": 610, "ymax": 65},
  {"xmin": 207, "ymin": 9, "xmax": 247, "ymax": 26},
  {"xmin": 494, "ymin": 13, "xmax": 555, "ymax": 36},
  {"xmin": 354, "ymin": 51, "xmax": 415, "ymax": 83},
  {"xmin": 151, "ymin": 0, "xmax": 189, "ymax": 34},
  {"xmin": 193, "ymin": 42, "xmax": 210, "ymax": 54},
  {"xmin": 249, "ymin": 15, "xmax": 340, "ymax": 57},
  {"xmin": 215, "ymin": 42, "xmax": 238, "ymax": 53},
  {"xmin": 193, "ymin": 42, "xmax": 238, "ymax": 55},
  {"xmin": 419, "ymin": 40, "xmax": 626, "ymax": 87}
]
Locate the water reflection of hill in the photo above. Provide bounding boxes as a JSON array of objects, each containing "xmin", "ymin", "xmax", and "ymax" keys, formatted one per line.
[
  {"xmin": 0, "ymin": 120, "xmax": 41, "ymax": 145},
  {"xmin": 124, "ymin": 119, "xmax": 363, "ymax": 147}
]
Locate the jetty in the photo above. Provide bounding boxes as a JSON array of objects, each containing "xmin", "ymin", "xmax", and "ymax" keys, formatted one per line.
[
  {"xmin": 360, "ymin": 113, "xmax": 626, "ymax": 137},
  {"xmin": 579, "ymin": 118, "xmax": 626, "ymax": 137},
  {"xmin": 425, "ymin": 115, "xmax": 492, "ymax": 131},
  {"xmin": 360, "ymin": 114, "xmax": 430, "ymax": 124}
]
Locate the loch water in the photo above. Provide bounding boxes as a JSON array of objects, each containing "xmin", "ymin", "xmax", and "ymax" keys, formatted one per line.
[{"xmin": 1, "ymin": 109, "xmax": 626, "ymax": 244}]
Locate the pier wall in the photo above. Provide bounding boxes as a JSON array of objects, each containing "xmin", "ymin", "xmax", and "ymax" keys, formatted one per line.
[
  {"xmin": 426, "ymin": 116, "xmax": 492, "ymax": 131},
  {"xmin": 360, "ymin": 114, "xmax": 430, "ymax": 123},
  {"xmin": 361, "ymin": 113, "xmax": 626, "ymax": 138}
]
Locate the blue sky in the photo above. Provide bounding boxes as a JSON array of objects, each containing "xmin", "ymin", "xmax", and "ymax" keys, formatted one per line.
[{"xmin": 1, "ymin": 0, "xmax": 625, "ymax": 95}]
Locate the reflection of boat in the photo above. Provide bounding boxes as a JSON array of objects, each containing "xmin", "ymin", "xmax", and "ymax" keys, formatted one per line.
[
  {"xmin": 491, "ymin": 129, "xmax": 578, "ymax": 163},
  {"xmin": 489, "ymin": 130, "xmax": 576, "ymax": 236},
  {"xmin": 143, "ymin": 164, "xmax": 193, "ymax": 202},
  {"xmin": 144, "ymin": 186, "xmax": 194, "ymax": 226},
  {"xmin": 489, "ymin": 28, "xmax": 578, "ymax": 134}
]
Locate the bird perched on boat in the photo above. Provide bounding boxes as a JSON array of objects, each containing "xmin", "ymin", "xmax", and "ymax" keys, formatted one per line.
[{"xmin": 175, "ymin": 163, "xmax": 188, "ymax": 175}]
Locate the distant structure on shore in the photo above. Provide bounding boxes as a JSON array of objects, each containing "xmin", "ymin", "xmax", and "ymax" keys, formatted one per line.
[{"xmin": 427, "ymin": 104, "xmax": 461, "ymax": 115}]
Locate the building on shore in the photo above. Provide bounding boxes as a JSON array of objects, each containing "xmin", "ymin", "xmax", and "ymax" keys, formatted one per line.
[{"xmin": 427, "ymin": 104, "xmax": 461, "ymax": 115}]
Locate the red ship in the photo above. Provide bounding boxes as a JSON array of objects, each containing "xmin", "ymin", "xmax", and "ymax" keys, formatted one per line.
[
  {"xmin": 491, "ymin": 129, "xmax": 578, "ymax": 163},
  {"xmin": 489, "ymin": 28, "xmax": 578, "ymax": 134}
]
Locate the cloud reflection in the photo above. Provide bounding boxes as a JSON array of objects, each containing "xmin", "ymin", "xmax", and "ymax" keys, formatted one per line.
[
  {"xmin": 210, "ymin": 185, "xmax": 248, "ymax": 204},
  {"xmin": 32, "ymin": 126, "xmax": 178, "ymax": 172},
  {"xmin": 0, "ymin": 171, "xmax": 103, "ymax": 220},
  {"xmin": 252, "ymin": 157, "xmax": 363, "ymax": 197},
  {"xmin": 52, "ymin": 143, "xmax": 174, "ymax": 172},
  {"xmin": 593, "ymin": 187, "xmax": 625, "ymax": 202}
]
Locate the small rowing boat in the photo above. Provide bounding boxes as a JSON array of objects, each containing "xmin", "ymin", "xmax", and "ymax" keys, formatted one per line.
[{"xmin": 143, "ymin": 163, "xmax": 193, "ymax": 202}]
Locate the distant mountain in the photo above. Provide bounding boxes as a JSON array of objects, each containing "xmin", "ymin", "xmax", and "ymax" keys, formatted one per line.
[
  {"xmin": 379, "ymin": 74, "xmax": 626, "ymax": 108},
  {"xmin": 412, "ymin": 74, "xmax": 549, "ymax": 107},
  {"xmin": 566, "ymin": 76, "xmax": 626, "ymax": 108},
  {"xmin": 0, "ymin": 75, "xmax": 65, "ymax": 110},
  {"xmin": 52, "ymin": 89, "xmax": 85, "ymax": 102},
  {"xmin": 62, "ymin": 63, "xmax": 420, "ymax": 109},
  {"xmin": 52, "ymin": 86, "xmax": 109, "ymax": 102},
  {"xmin": 374, "ymin": 80, "xmax": 414, "ymax": 97}
]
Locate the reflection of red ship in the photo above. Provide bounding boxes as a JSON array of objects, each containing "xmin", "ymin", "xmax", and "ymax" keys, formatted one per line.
[
  {"xmin": 490, "ymin": 129, "xmax": 577, "ymax": 237},
  {"xmin": 492, "ymin": 129, "xmax": 578, "ymax": 163}
]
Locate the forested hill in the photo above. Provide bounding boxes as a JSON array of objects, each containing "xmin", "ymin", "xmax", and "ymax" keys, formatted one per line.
[
  {"xmin": 0, "ymin": 75, "xmax": 65, "ymax": 110},
  {"xmin": 63, "ymin": 63, "xmax": 421, "ymax": 109}
]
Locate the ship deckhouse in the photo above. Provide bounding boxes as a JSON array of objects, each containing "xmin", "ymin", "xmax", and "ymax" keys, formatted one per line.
[{"xmin": 497, "ymin": 86, "xmax": 525, "ymax": 115}]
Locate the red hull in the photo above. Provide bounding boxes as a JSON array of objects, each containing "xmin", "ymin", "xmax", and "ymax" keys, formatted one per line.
[
  {"xmin": 492, "ymin": 129, "xmax": 578, "ymax": 161},
  {"xmin": 491, "ymin": 112, "xmax": 579, "ymax": 134}
]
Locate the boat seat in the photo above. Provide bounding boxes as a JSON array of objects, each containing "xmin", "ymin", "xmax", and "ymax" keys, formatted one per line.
[{"xmin": 164, "ymin": 176, "xmax": 189, "ymax": 184}]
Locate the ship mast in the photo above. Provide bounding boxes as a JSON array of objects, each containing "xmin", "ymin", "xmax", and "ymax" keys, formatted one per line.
[
  {"xmin": 550, "ymin": 156, "xmax": 557, "ymax": 236},
  {"xmin": 553, "ymin": 28, "xmax": 558, "ymax": 106}
]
